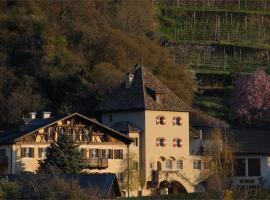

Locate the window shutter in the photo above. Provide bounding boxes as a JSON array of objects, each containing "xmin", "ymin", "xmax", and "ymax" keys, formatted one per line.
[
  {"xmin": 180, "ymin": 139, "xmax": 182, "ymax": 147},
  {"xmin": 180, "ymin": 117, "xmax": 183, "ymax": 126},
  {"xmin": 156, "ymin": 138, "xmax": 160, "ymax": 146},
  {"xmin": 38, "ymin": 148, "xmax": 42, "ymax": 158},
  {"xmin": 30, "ymin": 148, "xmax": 34, "ymax": 158},
  {"xmin": 83, "ymin": 148, "xmax": 87, "ymax": 158},
  {"xmin": 163, "ymin": 138, "xmax": 166, "ymax": 147},
  {"xmin": 156, "ymin": 116, "xmax": 160, "ymax": 125},
  {"xmin": 163, "ymin": 117, "xmax": 166, "ymax": 125},
  {"xmin": 120, "ymin": 149, "xmax": 123, "ymax": 159},
  {"xmin": 109, "ymin": 149, "xmax": 113, "ymax": 159},
  {"xmin": 21, "ymin": 148, "xmax": 26, "ymax": 158},
  {"xmin": 173, "ymin": 117, "xmax": 176, "ymax": 125},
  {"xmin": 173, "ymin": 138, "xmax": 176, "ymax": 147},
  {"xmin": 89, "ymin": 149, "xmax": 93, "ymax": 158}
]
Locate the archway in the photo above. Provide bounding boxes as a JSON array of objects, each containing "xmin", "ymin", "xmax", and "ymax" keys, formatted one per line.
[
  {"xmin": 157, "ymin": 161, "xmax": 162, "ymax": 171},
  {"xmin": 159, "ymin": 180, "xmax": 170, "ymax": 195},
  {"xmin": 168, "ymin": 181, "xmax": 187, "ymax": 194}
]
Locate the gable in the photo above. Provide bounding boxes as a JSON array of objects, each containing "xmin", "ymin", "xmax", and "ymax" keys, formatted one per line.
[{"xmin": 0, "ymin": 113, "xmax": 133, "ymax": 145}]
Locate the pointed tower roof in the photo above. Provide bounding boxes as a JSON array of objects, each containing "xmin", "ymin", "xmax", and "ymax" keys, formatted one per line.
[{"xmin": 98, "ymin": 66, "xmax": 192, "ymax": 112}]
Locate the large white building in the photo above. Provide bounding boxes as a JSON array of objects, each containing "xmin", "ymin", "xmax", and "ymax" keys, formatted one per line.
[{"xmin": 98, "ymin": 65, "xmax": 211, "ymax": 195}]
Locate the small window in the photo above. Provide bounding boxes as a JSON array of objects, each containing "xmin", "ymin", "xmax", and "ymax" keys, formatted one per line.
[
  {"xmin": 248, "ymin": 159, "xmax": 261, "ymax": 176},
  {"xmin": 173, "ymin": 117, "xmax": 182, "ymax": 126},
  {"xmin": 176, "ymin": 159, "xmax": 183, "ymax": 170},
  {"xmin": 166, "ymin": 159, "xmax": 173, "ymax": 169},
  {"xmin": 114, "ymin": 149, "xmax": 124, "ymax": 159},
  {"xmin": 132, "ymin": 161, "xmax": 139, "ymax": 171},
  {"xmin": 173, "ymin": 138, "xmax": 182, "ymax": 148},
  {"xmin": 156, "ymin": 116, "xmax": 166, "ymax": 125},
  {"xmin": 21, "ymin": 147, "xmax": 34, "ymax": 158},
  {"xmin": 193, "ymin": 160, "xmax": 201, "ymax": 170},
  {"xmin": 234, "ymin": 159, "xmax": 246, "ymax": 177},
  {"xmin": 90, "ymin": 149, "xmax": 100, "ymax": 159},
  {"xmin": 156, "ymin": 138, "xmax": 166, "ymax": 147},
  {"xmin": 38, "ymin": 148, "xmax": 47, "ymax": 158},
  {"xmin": 203, "ymin": 161, "xmax": 212, "ymax": 170}
]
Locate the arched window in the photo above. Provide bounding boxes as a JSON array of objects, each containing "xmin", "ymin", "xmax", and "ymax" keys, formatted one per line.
[
  {"xmin": 176, "ymin": 159, "xmax": 183, "ymax": 170},
  {"xmin": 166, "ymin": 159, "xmax": 173, "ymax": 169}
]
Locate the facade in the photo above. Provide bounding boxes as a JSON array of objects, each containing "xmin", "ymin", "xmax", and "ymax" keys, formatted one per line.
[
  {"xmin": 98, "ymin": 65, "xmax": 211, "ymax": 195},
  {"xmin": 0, "ymin": 112, "xmax": 133, "ymax": 179}
]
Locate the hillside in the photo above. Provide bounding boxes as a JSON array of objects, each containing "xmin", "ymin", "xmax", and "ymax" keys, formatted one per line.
[
  {"xmin": 0, "ymin": 1, "xmax": 195, "ymax": 129},
  {"xmin": 158, "ymin": 0, "xmax": 270, "ymax": 119}
]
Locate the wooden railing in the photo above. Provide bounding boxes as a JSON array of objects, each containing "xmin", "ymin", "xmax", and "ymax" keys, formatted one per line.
[
  {"xmin": 0, "ymin": 156, "xmax": 8, "ymax": 166},
  {"xmin": 83, "ymin": 158, "xmax": 108, "ymax": 169}
]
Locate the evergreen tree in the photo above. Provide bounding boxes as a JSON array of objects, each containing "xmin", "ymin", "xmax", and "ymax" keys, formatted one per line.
[{"xmin": 38, "ymin": 133, "xmax": 84, "ymax": 174}]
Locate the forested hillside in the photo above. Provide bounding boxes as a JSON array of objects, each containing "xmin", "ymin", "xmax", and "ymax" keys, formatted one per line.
[
  {"xmin": 159, "ymin": 0, "xmax": 270, "ymax": 119},
  {"xmin": 0, "ymin": 1, "xmax": 195, "ymax": 129}
]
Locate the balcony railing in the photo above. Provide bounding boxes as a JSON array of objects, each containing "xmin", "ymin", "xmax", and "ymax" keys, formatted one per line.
[
  {"xmin": 0, "ymin": 156, "xmax": 8, "ymax": 166},
  {"xmin": 83, "ymin": 158, "xmax": 108, "ymax": 169}
]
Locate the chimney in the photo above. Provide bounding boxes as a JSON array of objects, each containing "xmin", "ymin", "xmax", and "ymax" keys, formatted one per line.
[
  {"xmin": 29, "ymin": 112, "xmax": 37, "ymax": 119},
  {"xmin": 42, "ymin": 111, "xmax": 51, "ymax": 119},
  {"xmin": 125, "ymin": 73, "xmax": 134, "ymax": 89}
]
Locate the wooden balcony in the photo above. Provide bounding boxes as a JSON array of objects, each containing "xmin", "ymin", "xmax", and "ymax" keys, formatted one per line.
[
  {"xmin": 0, "ymin": 156, "xmax": 8, "ymax": 166},
  {"xmin": 83, "ymin": 158, "xmax": 108, "ymax": 169}
]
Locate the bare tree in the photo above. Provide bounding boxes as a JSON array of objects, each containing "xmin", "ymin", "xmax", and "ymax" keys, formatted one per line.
[{"xmin": 199, "ymin": 128, "xmax": 235, "ymax": 199}]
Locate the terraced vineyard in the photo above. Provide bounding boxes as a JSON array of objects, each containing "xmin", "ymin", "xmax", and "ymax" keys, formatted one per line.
[{"xmin": 158, "ymin": 0, "xmax": 270, "ymax": 119}]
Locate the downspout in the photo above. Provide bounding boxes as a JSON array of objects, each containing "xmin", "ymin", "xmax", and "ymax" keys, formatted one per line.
[
  {"xmin": 10, "ymin": 144, "xmax": 16, "ymax": 174},
  {"xmin": 127, "ymin": 144, "xmax": 130, "ymax": 197}
]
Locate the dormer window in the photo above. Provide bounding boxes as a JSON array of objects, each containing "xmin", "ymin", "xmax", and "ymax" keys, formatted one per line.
[
  {"xmin": 173, "ymin": 116, "xmax": 182, "ymax": 126},
  {"xmin": 155, "ymin": 93, "xmax": 161, "ymax": 104},
  {"xmin": 173, "ymin": 138, "xmax": 182, "ymax": 148},
  {"xmin": 156, "ymin": 137, "xmax": 166, "ymax": 147},
  {"xmin": 156, "ymin": 116, "xmax": 166, "ymax": 125}
]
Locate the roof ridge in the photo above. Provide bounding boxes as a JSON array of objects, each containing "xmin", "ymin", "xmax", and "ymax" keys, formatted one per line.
[{"xmin": 140, "ymin": 66, "xmax": 147, "ymax": 109}]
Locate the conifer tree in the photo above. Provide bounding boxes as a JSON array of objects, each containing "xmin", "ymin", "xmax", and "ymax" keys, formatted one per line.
[{"xmin": 38, "ymin": 133, "xmax": 84, "ymax": 174}]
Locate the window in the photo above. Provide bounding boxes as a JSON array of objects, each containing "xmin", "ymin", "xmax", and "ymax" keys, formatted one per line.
[
  {"xmin": 193, "ymin": 160, "xmax": 201, "ymax": 170},
  {"xmin": 156, "ymin": 138, "xmax": 166, "ymax": 147},
  {"xmin": 114, "ymin": 149, "xmax": 123, "ymax": 159},
  {"xmin": 38, "ymin": 148, "xmax": 47, "ymax": 158},
  {"xmin": 117, "ymin": 172, "xmax": 125, "ymax": 183},
  {"xmin": 176, "ymin": 159, "xmax": 183, "ymax": 170},
  {"xmin": 234, "ymin": 159, "xmax": 246, "ymax": 176},
  {"xmin": 173, "ymin": 117, "xmax": 182, "ymax": 126},
  {"xmin": 156, "ymin": 116, "xmax": 166, "ymax": 125},
  {"xmin": 166, "ymin": 159, "xmax": 173, "ymax": 169},
  {"xmin": 132, "ymin": 161, "xmax": 139, "ymax": 171},
  {"xmin": 108, "ymin": 149, "xmax": 113, "ymax": 159},
  {"xmin": 173, "ymin": 138, "xmax": 182, "ymax": 148},
  {"xmin": 21, "ymin": 147, "xmax": 34, "ymax": 158},
  {"xmin": 248, "ymin": 159, "xmax": 261, "ymax": 176},
  {"xmin": 203, "ymin": 161, "xmax": 212, "ymax": 170},
  {"xmin": 90, "ymin": 149, "xmax": 100, "ymax": 158}
]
